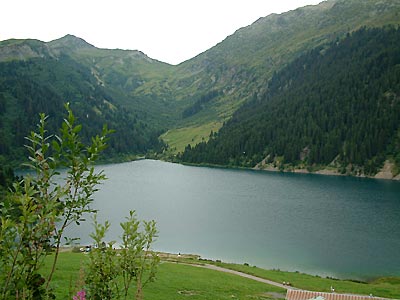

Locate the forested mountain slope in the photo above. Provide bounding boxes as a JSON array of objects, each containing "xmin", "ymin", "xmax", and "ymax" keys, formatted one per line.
[
  {"xmin": 1, "ymin": 0, "xmax": 400, "ymax": 172},
  {"xmin": 160, "ymin": 0, "xmax": 400, "ymax": 151},
  {"xmin": 180, "ymin": 27, "xmax": 400, "ymax": 178},
  {"xmin": 0, "ymin": 39, "xmax": 165, "ymax": 165}
]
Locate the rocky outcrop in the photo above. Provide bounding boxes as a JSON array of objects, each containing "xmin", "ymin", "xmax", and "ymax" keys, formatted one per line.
[
  {"xmin": 0, "ymin": 39, "xmax": 54, "ymax": 62},
  {"xmin": 375, "ymin": 160, "xmax": 399, "ymax": 180}
]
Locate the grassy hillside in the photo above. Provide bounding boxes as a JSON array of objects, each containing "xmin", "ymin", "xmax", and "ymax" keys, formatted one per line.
[
  {"xmin": 161, "ymin": 121, "xmax": 222, "ymax": 154},
  {"xmin": 63, "ymin": 43, "xmax": 179, "ymax": 128},
  {"xmin": 47, "ymin": 34, "xmax": 180, "ymax": 128}
]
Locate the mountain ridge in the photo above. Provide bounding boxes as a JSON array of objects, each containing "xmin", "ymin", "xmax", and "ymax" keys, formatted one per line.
[{"xmin": 0, "ymin": 0, "xmax": 400, "ymax": 177}]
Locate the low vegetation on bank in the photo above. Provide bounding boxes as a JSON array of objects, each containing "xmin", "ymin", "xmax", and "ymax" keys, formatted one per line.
[{"xmin": 44, "ymin": 250, "xmax": 400, "ymax": 299}]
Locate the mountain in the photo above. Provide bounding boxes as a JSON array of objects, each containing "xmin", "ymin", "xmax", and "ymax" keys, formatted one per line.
[
  {"xmin": 54, "ymin": 37, "xmax": 179, "ymax": 127},
  {"xmin": 0, "ymin": 35, "xmax": 167, "ymax": 165},
  {"xmin": 160, "ymin": 0, "xmax": 400, "ymax": 152},
  {"xmin": 48, "ymin": 34, "xmax": 95, "ymax": 51},
  {"xmin": 1, "ymin": 0, "xmax": 400, "ymax": 176},
  {"xmin": 180, "ymin": 26, "xmax": 400, "ymax": 178}
]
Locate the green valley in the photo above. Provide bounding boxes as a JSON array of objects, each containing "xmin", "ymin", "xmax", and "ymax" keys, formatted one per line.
[{"xmin": 0, "ymin": 0, "xmax": 400, "ymax": 178}]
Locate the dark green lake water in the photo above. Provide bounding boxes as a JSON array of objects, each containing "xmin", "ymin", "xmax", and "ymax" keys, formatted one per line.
[{"xmin": 68, "ymin": 159, "xmax": 400, "ymax": 280}]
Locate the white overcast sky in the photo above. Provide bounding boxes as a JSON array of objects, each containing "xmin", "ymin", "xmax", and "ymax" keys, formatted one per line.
[{"xmin": 1, "ymin": 0, "xmax": 322, "ymax": 65}]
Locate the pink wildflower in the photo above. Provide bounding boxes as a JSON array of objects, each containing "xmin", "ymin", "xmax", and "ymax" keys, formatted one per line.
[{"xmin": 73, "ymin": 289, "xmax": 86, "ymax": 300}]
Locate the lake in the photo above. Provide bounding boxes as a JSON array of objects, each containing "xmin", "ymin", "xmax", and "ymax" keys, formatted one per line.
[{"xmin": 66, "ymin": 159, "xmax": 400, "ymax": 280}]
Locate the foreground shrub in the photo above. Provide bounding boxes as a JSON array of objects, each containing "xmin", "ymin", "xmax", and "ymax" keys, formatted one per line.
[
  {"xmin": 85, "ymin": 211, "xmax": 159, "ymax": 300},
  {"xmin": 0, "ymin": 104, "xmax": 110, "ymax": 299}
]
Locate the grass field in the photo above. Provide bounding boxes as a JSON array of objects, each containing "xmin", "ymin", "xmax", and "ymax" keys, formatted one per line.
[
  {"xmin": 42, "ymin": 251, "xmax": 400, "ymax": 299},
  {"xmin": 161, "ymin": 121, "xmax": 222, "ymax": 154},
  {"xmin": 42, "ymin": 252, "xmax": 285, "ymax": 299},
  {"xmin": 210, "ymin": 261, "xmax": 400, "ymax": 299}
]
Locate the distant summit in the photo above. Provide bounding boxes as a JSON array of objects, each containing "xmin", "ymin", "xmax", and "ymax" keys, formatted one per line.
[
  {"xmin": 48, "ymin": 34, "xmax": 95, "ymax": 52},
  {"xmin": 0, "ymin": 35, "xmax": 95, "ymax": 62}
]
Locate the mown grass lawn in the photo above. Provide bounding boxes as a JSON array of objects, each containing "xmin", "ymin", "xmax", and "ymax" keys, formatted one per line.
[
  {"xmin": 145, "ymin": 262, "xmax": 285, "ymax": 300},
  {"xmin": 42, "ymin": 252, "xmax": 285, "ymax": 299},
  {"xmin": 210, "ymin": 261, "xmax": 400, "ymax": 299},
  {"xmin": 42, "ymin": 251, "xmax": 400, "ymax": 299}
]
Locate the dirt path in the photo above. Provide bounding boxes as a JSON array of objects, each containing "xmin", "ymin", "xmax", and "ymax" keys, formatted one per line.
[
  {"xmin": 190, "ymin": 263, "xmax": 298, "ymax": 290},
  {"xmin": 179, "ymin": 263, "xmax": 391, "ymax": 300}
]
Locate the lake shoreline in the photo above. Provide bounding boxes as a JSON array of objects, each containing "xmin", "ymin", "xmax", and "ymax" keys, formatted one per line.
[
  {"xmin": 65, "ymin": 159, "xmax": 400, "ymax": 281},
  {"xmin": 63, "ymin": 247, "xmax": 398, "ymax": 283},
  {"xmin": 169, "ymin": 159, "xmax": 400, "ymax": 181}
]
